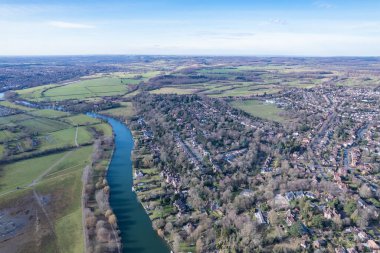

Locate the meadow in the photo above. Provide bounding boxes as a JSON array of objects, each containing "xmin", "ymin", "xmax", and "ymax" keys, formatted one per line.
[
  {"xmin": 0, "ymin": 100, "xmax": 107, "ymax": 252},
  {"xmin": 17, "ymin": 71, "xmax": 163, "ymax": 102},
  {"xmin": 99, "ymin": 101, "xmax": 134, "ymax": 119},
  {"xmin": 230, "ymin": 99, "xmax": 286, "ymax": 123}
]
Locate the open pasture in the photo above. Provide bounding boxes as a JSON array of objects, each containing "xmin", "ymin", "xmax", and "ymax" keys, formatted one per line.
[
  {"xmin": 99, "ymin": 102, "xmax": 134, "ymax": 119},
  {"xmin": 230, "ymin": 99, "xmax": 286, "ymax": 123},
  {"xmin": 62, "ymin": 114, "xmax": 101, "ymax": 126},
  {"xmin": 29, "ymin": 109, "xmax": 70, "ymax": 119},
  {"xmin": 150, "ymin": 87, "xmax": 198, "ymax": 95},
  {"xmin": 17, "ymin": 117, "xmax": 71, "ymax": 133}
]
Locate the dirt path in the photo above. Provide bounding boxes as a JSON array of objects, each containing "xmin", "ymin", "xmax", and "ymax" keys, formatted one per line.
[
  {"xmin": 32, "ymin": 188, "xmax": 60, "ymax": 253},
  {"xmin": 29, "ymin": 151, "xmax": 73, "ymax": 187},
  {"xmin": 75, "ymin": 125, "xmax": 79, "ymax": 147}
]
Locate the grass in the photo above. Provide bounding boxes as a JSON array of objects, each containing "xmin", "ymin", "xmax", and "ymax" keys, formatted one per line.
[
  {"xmin": 45, "ymin": 146, "xmax": 92, "ymax": 177},
  {"xmin": 42, "ymin": 77, "xmax": 128, "ymax": 101},
  {"xmin": 150, "ymin": 87, "xmax": 198, "ymax": 95},
  {"xmin": 0, "ymin": 101, "xmax": 35, "ymax": 111},
  {"xmin": 35, "ymin": 153, "xmax": 87, "ymax": 253},
  {"xmin": 29, "ymin": 109, "xmax": 70, "ymax": 119},
  {"xmin": 63, "ymin": 114, "xmax": 101, "ymax": 126},
  {"xmin": 0, "ymin": 113, "xmax": 32, "ymax": 126},
  {"xmin": 55, "ymin": 208, "xmax": 84, "ymax": 253},
  {"xmin": 18, "ymin": 117, "xmax": 71, "ymax": 133},
  {"xmin": 0, "ymin": 151, "xmax": 69, "ymax": 195},
  {"xmin": 17, "ymin": 84, "xmax": 56, "ymax": 101},
  {"xmin": 230, "ymin": 99, "xmax": 286, "ymax": 122},
  {"xmin": 99, "ymin": 102, "xmax": 134, "ymax": 119},
  {"xmin": 38, "ymin": 126, "xmax": 92, "ymax": 151},
  {"xmin": 0, "ymin": 144, "xmax": 4, "ymax": 157},
  {"xmin": 92, "ymin": 123, "xmax": 113, "ymax": 137},
  {"xmin": 0, "ymin": 130, "xmax": 22, "ymax": 142}
]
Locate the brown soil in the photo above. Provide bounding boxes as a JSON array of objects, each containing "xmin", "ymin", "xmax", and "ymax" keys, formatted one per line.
[{"xmin": 0, "ymin": 191, "xmax": 59, "ymax": 253}]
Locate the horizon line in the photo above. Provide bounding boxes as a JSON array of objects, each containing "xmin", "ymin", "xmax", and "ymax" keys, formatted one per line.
[{"xmin": 0, "ymin": 53, "xmax": 380, "ymax": 58}]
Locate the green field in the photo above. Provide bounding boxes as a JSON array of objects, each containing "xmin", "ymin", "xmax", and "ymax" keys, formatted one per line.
[
  {"xmin": 92, "ymin": 123, "xmax": 113, "ymax": 137},
  {"xmin": 0, "ymin": 151, "xmax": 70, "ymax": 195},
  {"xmin": 42, "ymin": 77, "xmax": 127, "ymax": 100},
  {"xmin": 18, "ymin": 117, "xmax": 71, "ymax": 133},
  {"xmin": 230, "ymin": 99, "xmax": 286, "ymax": 122},
  {"xmin": 18, "ymin": 77, "xmax": 131, "ymax": 102},
  {"xmin": 29, "ymin": 109, "xmax": 70, "ymax": 119},
  {"xmin": 37, "ymin": 126, "xmax": 92, "ymax": 151},
  {"xmin": 150, "ymin": 87, "xmax": 198, "ymax": 95},
  {"xmin": 63, "ymin": 114, "xmax": 101, "ymax": 126},
  {"xmin": 99, "ymin": 102, "xmax": 134, "ymax": 119}
]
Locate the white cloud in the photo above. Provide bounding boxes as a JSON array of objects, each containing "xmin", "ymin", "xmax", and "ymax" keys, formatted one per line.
[
  {"xmin": 268, "ymin": 18, "xmax": 288, "ymax": 25},
  {"xmin": 49, "ymin": 21, "xmax": 95, "ymax": 29},
  {"xmin": 313, "ymin": 1, "xmax": 333, "ymax": 9}
]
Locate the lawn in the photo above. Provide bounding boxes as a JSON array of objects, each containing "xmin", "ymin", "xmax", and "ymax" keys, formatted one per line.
[{"xmin": 230, "ymin": 99, "xmax": 286, "ymax": 123}]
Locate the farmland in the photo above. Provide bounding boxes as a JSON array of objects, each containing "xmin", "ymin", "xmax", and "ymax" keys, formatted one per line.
[{"xmin": 17, "ymin": 71, "xmax": 163, "ymax": 103}]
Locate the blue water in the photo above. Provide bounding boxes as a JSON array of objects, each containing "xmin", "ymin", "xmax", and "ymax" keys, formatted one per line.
[{"xmin": 88, "ymin": 114, "xmax": 170, "ymax": 253}]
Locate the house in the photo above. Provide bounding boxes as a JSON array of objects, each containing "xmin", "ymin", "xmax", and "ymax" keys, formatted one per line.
[
  {"xmin": 184, "ymin": 223, "xmax": 195, "ymax": 234},
  {"xmin": 335, "ymin": 247, "xmax": 347, "ymax": 253},
  {"xmin": 367, "ymin": 240, "xmax": 380, "ymax": 251},
  {"xmin": 294, "ymin": 191, "xmax": 305, "ymax": 199},
  {"xmin": 134, "ymin": 170, "xmax": 144, "ymax": 179},
  {"xmin": 174, "ymin": 199, "xmax": 187, "ymax": 214},
  {"xmin": 305, "ymin": 191, "xmax": 316, "ymax": 199},
  {"xmin": 324, "ymin": 207, "xmax": 340, "ymax": 220},
  {"xmin": 358, "ymin": 199, "xmax": 367, "ymax": 209},
  {"xmin": 240, "ymin": 189, "xmax": 254, "ymax": 198},
  {"xmin": 313, "ymin": 239, "xmax": 327, "ymax": 249},
  {"xmin": 357, "ymin": 231, "xmax": 368, "ymax": 241},
  {"xmin": 285, "ymin": 192, "xmax": 295, "ymax": 201},
  {"xmin": 285, "ymin": 209, "xmax": 295, "ymax": 226},
  {"xmin": 255, "ymin": 210, "xmax": 267, "ymax": 224}
]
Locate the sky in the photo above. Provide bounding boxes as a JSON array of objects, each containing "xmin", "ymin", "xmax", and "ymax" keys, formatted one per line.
[{"xmin": 1, "ymin": 0, "xmax": 380, "ymax": 56}]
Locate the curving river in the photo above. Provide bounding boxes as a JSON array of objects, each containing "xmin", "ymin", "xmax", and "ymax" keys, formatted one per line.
[{"xmin": 89, "ymin": 114, "xmax": 170, "ymax": 253}]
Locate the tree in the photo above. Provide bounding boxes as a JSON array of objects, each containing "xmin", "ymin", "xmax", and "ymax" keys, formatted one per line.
[
  {"xmin": 289, "ymin": 221, "xmax": 305, "ymax": 237},
  {"xmin": 344, "ymin": 200, "xmax": 357, "ymax": 216},
  {"xmin": 359, "ymin": 184, "xmax": 373, "ymax": 199},
  {"xmin": 311, "ymin": 215, "xmax": 324, "ymax": 229},
  {"xmin": 268, "ymin": 210, "xmax": 280, "ymax": 225}
]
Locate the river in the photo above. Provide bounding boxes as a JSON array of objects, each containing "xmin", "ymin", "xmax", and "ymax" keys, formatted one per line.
[{"xmin": 89, "ymin": 114, "xmax": 170, "ymax": 253}]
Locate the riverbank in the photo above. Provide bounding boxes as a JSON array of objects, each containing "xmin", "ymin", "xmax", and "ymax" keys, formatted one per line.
[{"xmin": 89, "ymin": 114, "xmax": 171, "ymax": 253}]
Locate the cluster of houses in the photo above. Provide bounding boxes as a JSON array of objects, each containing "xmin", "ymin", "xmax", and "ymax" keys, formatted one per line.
[
  {"xmin": 260, "ymin": 156, "xmax": 274, "ymax": 174},
  {"xmin": 223, "ymin": 148, "xmax": 247, "ymax": 163},
  {"xmin": 284, "ymin": 191, "xmax": 316, "ymax": 202}
]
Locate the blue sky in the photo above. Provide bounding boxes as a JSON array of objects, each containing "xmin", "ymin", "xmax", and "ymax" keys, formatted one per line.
[{"xmin": 1, "ymin": 0, "xmax": 380, "ymax": 56}]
